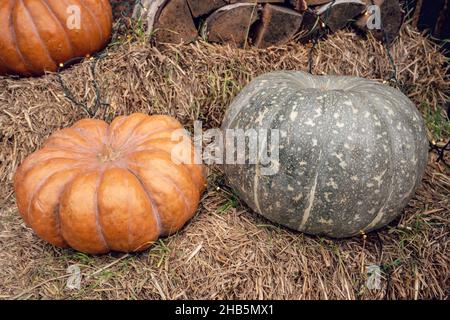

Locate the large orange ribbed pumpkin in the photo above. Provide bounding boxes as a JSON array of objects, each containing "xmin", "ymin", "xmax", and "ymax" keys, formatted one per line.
[
  {"xmin": 0, "ymin": 0, "xmax": 112, "ymax": 76},
  {"xmin": 14, "ymin": 113, "xmax": 206, "ymax": 254}
]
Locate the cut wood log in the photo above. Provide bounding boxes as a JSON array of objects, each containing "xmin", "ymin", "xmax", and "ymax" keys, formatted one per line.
[
  {"xmin": 132, "ymin": 0, "xmax": 166, "ymax": 29},
  {"xmin": 306, "ymin": 0, "xmax": 333, "ymax": 5},
  {"xmin": 297, "ymin": 10, "xmax": 322, "ymax": 42},
  {"xmin": 110, "ymin": 0, "xmax": 136, "ymax": 20},
  {"xmin": 133, "ymin": 0, "xmax": 198, "ymax": 44},
  {"xmin": 411, "ymin": 0, "xmax": 423, "ymax": 28},
  {"xmin": 226, "ymin": 0, "xmax": 284, "ymax": 3},
  {"xmin": 202, "ymin": 3, "xmax": 261, "ymax": 47},
  {"xmin": 354, "ymin": 0, "xmax": 383, "ymax": 30},
  {"xmin": 288, "ymin": 0, "xmax": 308, "ymax": 12},
  {"xmin": 316, "ymin": 0, "xmax": 366, "ymax": 32},
  {"xmin": 187, "ymin": 0, "xmax": 226, "ymax": 18},
  {"xmin": 379, "ymin": 0, "xmax": 405, "ymax": 44},
  {"xmin": 355, "ymin": 0, "xmax": 404, "ymax": 44},
  {"xmin": 433, "ymin": 0, "xmax": 450, "ymax": 39},
  {"xmin": 155, "ymin": 0, "xmax": 198, "ymax": 43},
  {"xmin": 413, "ymin": 0, "xmax": 450, "ymax": 53},
  {"xmin": 254, "ymin": 4, "xmax": 304, "ymax": 48}
]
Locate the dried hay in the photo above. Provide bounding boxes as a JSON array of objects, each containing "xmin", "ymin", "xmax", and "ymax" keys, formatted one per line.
[{"xmin": 0, "ymin": 24, "xmax": 448, "ymax": 299}]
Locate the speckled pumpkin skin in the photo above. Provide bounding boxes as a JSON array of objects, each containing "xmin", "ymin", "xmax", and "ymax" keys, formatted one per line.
[
  {"xmin": 222, "ymin": 71, "xmax": 428, "ymax": 238},
  {"xmin": 14, "ymin": 113, "xmax": 206, "ymax": 254},
  {"xmin": 0, "ymin": 0, "xmax": 112, "ymax": 76}
]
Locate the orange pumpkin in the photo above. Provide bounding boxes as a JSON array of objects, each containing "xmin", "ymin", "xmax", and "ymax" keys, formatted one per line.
[
  {"xmin": 14, "ymin": 113, "xmax": 206, "ymax": 254},
  {"xmin": 0, "ymin": 0, "xmax": 112, "ymax": 76}
]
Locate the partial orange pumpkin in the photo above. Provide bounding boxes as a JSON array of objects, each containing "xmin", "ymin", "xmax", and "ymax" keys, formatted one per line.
[
  {"xmin": 0, "ymin": 0, "xmax": 112, "ymax": 76},
  {"xmin": 14, "ymin": 113, "xmax": 206, "ymax": 254}
]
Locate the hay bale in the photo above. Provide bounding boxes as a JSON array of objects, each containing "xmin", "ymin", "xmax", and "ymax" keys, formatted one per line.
[{"xmin": 0, "ymin": 24, "xmax": 449, "ymax": 299}]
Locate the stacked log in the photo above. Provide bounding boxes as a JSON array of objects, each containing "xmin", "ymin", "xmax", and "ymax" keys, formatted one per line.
[
  {"xmin": 413, "ymin": 0, "xmax": 449, "ymax": 46},
  {"xmin": 354, "ymin": 0, "xmax": 404, "ymax": 44},
  {"xmin": 133, "ymin": 0, "xmax": 405, "ymax": 47},
  {"xmin": 110, "ymin": 0, "xmax": 137, "ymax": 20}
]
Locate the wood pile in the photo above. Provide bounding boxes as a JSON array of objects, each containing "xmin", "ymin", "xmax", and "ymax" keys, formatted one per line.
[
  {"xmin": 133, "ymin": 0, "xmax": 405, "ymax": 47},
  {"xmin": 110, "ymin": 0, "xmax": 137, "ymax": 20},
  {"xmin": 413, "ymin": 0, "xmax": 449, "ymax": 47}
]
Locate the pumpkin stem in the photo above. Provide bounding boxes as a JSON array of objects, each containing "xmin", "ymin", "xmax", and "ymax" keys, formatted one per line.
[{"xmin": 97, "ymin": 145, "xmax": 121, "ymax": 162}]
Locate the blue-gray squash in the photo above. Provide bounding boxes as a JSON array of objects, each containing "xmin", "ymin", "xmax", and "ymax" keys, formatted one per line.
[{"xmin": 221, "ymin": 71, "xmax": 428, "ymax": 238}]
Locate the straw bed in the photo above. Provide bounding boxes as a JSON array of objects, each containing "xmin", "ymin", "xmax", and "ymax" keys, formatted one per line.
[{"xmin": 0, "ymin": 24, "xmax": 448, "ymax": 299}]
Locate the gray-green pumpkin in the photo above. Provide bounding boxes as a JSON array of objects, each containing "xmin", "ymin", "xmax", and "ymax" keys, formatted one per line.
[{"xmin": 221, "ymin": 71, "xmax": 428, "ymax": 238}]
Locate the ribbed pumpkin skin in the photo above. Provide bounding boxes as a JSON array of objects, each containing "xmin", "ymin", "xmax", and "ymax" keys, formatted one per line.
[
  {"xmin": 14, "ymin": 113, "xmax": 206, "ymax": 254},
  {"xmin": 0, "ymin": 0, "xmax": 112, "ymax": 76},
  {"xmin": 222, "ymin": 71, "xmax": 428, "ymax": 238}
]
